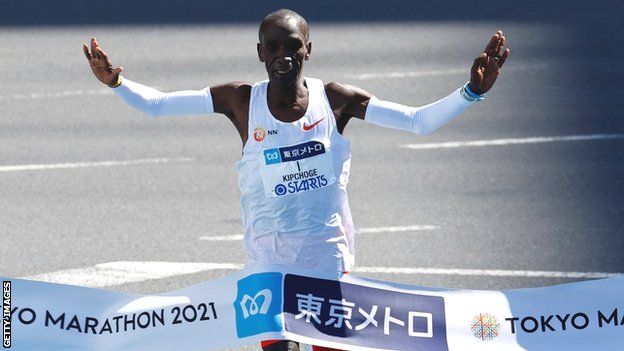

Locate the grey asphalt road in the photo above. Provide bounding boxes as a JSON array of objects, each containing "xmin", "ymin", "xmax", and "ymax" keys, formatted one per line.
[{"xmin": 1, "ymin": 2, "xmax": 623, "ymax": 350}]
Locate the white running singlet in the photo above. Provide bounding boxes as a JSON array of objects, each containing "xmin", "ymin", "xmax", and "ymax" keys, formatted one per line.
[{"xmin": 237, "ymin": 78, "xmax": 355, "ymax": 273}]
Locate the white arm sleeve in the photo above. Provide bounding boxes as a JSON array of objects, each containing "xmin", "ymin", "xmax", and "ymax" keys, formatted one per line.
[
  {"xmin": 364, "ymin": 87, "xmax": 475, "ymax": 135},
  {"xmin": 112, "ymin": 77, "xmax": 214, "ymax": 117}
]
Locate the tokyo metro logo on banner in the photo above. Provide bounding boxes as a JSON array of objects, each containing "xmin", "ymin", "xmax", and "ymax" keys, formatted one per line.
[
  {"xmin": 283, "ymin": 274, "xmax": 449, "ymax": 351},
  {"xmin": 234, "ymin": 272, "xmax": 284, "ymax": 338}
]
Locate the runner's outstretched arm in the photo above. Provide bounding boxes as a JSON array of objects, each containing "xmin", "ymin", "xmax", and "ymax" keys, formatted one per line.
[
  {"xmin": 83, "ymin": 37, "xmax": 250, "ymax": 143},
  {"xmin": 326, "ymin": 31, "xmax": 510, "ymax": 134},
  {"xmin": 82, "ymin": 37, "xmax": 214, "ymax": 117}
]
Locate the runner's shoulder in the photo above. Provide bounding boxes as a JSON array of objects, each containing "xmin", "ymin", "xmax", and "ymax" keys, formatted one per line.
[
  {"xmin": 324, "ymin": 81, "xmax": 371, "ymax": 112},
  {"xmin": 211, "ymin": 81, "xmax": 251, "ymax": 108},
  {"xmin": 212, "ymin": 81, "xmax": 251, "ymax": 98},
  {"xmin": 325, "ymin": 81, "xmax": 354, "ymax": 110},
  {"xmin": 324, "ymin": 81, "xmax": 352, "ymax": 96},
  {"xmin": 209, "ymin": 82, "xmax": 251, "ymax": 117}
]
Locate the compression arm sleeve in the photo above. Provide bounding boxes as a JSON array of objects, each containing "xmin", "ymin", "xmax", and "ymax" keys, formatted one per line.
[
  {"xmin": 112, "ymin": 77, "xmax": 214, "ymax": 117},
  {"xmin": 364, "ymin": 86, "xmax": 476, "ymax": 135}
]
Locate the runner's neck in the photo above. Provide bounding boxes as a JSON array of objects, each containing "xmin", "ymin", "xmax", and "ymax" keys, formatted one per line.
[{"xmin": 267, "ymin": 79, "xmax": 309, "ymax": 122}]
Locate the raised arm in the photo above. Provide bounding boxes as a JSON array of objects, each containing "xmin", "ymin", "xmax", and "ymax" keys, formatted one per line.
[
  {"xmin": 83, "ymin": 37, "xmax": 213, "ymax": 117},
  {"xmin": 327, "ymin": 31, "xmax": 509, "ymax": 134},
  {"xmin": 82, "ymin": 38, "xmax": 251, "ymax": 143}
]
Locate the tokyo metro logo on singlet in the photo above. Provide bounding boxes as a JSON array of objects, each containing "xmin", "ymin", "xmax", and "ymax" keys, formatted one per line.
[{"xmin": 260, "ymin": 140, "xmax": 336, "ymax": 197}]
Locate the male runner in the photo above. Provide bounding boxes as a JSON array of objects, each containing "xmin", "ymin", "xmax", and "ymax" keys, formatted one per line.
[{"xmin": 83, "ymin": 8, "xmax": 509, "ymax": 351}]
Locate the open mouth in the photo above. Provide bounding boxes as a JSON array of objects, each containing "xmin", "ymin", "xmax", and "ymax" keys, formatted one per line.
[
  {"xmin": 274, "ymin": 68, "xmax": 294, "ymax": 76},
  {"xmin": 272, "ymin": 64, "xmax": 297, "ymax": 79}
]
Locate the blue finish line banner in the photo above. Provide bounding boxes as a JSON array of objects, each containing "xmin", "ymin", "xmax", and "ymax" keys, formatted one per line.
[{"xmin": 2, "ymin": 264, "xmax": 624, "ymax": 350}]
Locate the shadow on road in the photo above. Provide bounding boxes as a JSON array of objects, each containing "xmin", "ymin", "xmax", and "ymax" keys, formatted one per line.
[{"xmin": 0, "ymin": 0, "xmax": 622, "ymax": 26}]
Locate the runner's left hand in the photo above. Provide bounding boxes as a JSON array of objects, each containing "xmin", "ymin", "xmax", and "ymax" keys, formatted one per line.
[{"xmin": 469, "ymin": 30, "xmax": 510, "ymax": 95}]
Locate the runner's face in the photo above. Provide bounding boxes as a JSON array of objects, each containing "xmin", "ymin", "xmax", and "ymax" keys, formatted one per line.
[{"xmin": 258, "ymin": 19, "xmax": 311, "ymax": 87}]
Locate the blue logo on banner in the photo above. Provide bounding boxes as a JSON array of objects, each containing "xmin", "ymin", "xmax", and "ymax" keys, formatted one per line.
[
  {"xmin": 234, "ymin": 272, "xmax": 284, "ymax": 338},
  {"xmin": 283, "ymin": 274, "xmax": 448, "ymax": 351},
  {"xmin": 263, "ymin": 141, "xmax": 326, "ymax": 165}
]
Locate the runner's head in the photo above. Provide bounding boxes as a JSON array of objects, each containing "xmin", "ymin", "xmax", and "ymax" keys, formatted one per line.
[{"xmin": 258, "ymin": 9, "xmax": 311, "ymax": 87}]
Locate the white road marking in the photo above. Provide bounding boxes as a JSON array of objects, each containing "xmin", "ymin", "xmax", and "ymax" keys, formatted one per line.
[
  {"xmin": 22, "ymin": 262, "xmax": 243, "ymax": 288},
  {"xmin": 356, "ymin": 224, "xmax": 438, "ymax": 233},
  {"xmin": 0, "ymin": 88, "xmax": 110, "ymax": 100},
  {"xmin": 351, "ymin": 68, "xmax": 467, "ymax": 80},
  {"xmin": 201, "ymin": 234, "xmax": 244, "ymax": 241},
  {"xmin": 198, "ymin": 224, "xmax": 439, "ymax": 242},
  {"xmin": 0, "ymin": 157, "xmax": 195, "ymax": 173},
  {"xmin": 402, "ymin": 134, "xmax": 624, "ymax": 150},
  {"xmin": 353, "ymin": 267, "xmax": 619, "ymax": 279},
  {"xmin": 20, "ymin": 261, "xmax": 618, "ymax": 288},
  {"xmin": 349, "ymin": 63, "xmax": 547, "ymax": 80}
]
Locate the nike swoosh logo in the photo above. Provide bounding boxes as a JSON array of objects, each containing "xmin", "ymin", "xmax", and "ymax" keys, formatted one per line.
[{"xmin": 302, "ymin": 117, "xmax": 326, "ymax": 131}]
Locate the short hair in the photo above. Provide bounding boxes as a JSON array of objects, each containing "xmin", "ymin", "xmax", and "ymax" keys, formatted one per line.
[{"xmin": 259, "ymin": 9, "xmax": 309, "ymax": 43}]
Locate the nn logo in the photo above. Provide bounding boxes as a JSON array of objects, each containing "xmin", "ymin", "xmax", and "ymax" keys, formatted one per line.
[
  {"xmin": 254, "ymin": 127, "xmax": 278, "ymax": 142},
  {"xmin": 234, "ymin": 272, "xmax": 284, "ymax": 337}
]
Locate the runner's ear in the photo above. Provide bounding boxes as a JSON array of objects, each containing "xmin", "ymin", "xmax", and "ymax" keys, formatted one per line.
[{"xmin": 257, "ymin": 43, "xmax": 265, "ymax": 62}]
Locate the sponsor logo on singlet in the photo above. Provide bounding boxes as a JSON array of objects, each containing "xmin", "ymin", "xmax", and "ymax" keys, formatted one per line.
[
  {"xmin": 302, "ymin": 117, "xmax": 326, "ymax": 131},
  {"xmin": 253, "ymin": 127, "xmax": 266, "ymax": 142},
  {"xmin": 263, "ymin": 141, "xmax": 326, "ymax": 165},
  {"xmin": 254, "ymin": 127, "xmax": 278, "ymax": 142},
  {"xmin": 260, "ymin": 140, "xmax": 336, "ymax": 197}
]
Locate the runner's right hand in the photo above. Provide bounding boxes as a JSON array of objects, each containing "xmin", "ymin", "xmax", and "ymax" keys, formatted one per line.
[{"xmin": 82, "ymin": 37, "xmax": 124, "ymax": 86}]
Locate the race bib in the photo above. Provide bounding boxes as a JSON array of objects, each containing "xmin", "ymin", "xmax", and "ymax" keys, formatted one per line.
[{"xmin": 260, "ymin": 140, "xmax": 336, "ymax": 197}]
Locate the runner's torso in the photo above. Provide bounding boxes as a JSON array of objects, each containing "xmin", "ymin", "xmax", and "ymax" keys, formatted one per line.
[{"xmin": 237, "ymin": 78, "xmax": 355, "ymax": 273}]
